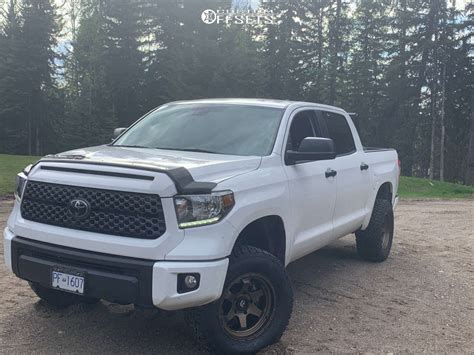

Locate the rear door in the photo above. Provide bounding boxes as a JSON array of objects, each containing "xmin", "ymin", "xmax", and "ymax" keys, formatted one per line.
[
  {"xmin": 282, "ymin": 108, "xmax": 337, "ymax": 262},
  {"xmin": 317, "ymin": 110, "xmax": 371, "ymax": 236}
]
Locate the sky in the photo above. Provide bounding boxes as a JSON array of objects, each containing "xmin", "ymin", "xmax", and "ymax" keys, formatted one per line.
[
  {"xmin": 232, "ymin": 0, "xmax": 261, "ymax": 10},
  {"xmin": 233, "ymin": 0, "xmax": 469, "ymax": 9}
]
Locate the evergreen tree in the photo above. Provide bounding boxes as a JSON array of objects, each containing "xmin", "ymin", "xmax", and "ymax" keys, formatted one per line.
[
  {"xmin": 441, "ymin": 3, "xmax": 473, "ymax": 182},
  {"xmin": 0, "ymin": 0, "xmax": 472, "ymax": 184},
  {"xmin": 305, "ymin": 0, "xmax": 330, "ymax": 103},
  {"xmin": 0, "ymin": 0, "xmax": 59, "ymax": 155},
  {"xmin": 209, "ymin": 24, "xmax": 265, "ymax": 98},
  {"xmin": 383, "ymin": 0, "xmax": 431, "ymax": 175},
  {"xmin": 346, "ymin": 0, "xmax": 391, "ymax": 147},
  {"xmin": 144, "ymin": 0, "xmax": 231, "ymax": 105},
  {"xmin": 324, "ymin": 0, "xmax": 351, "ymax": 106},
  {"xmin": 63, "ymin": 0, "xmax": 115, "ymax": 148},
  {"xmin": 0, "ymin": 0, "xmax": 26, "ymax": 153},
  {"xmin": 260, "ymin": 0, "xmax": 312, "ymax": 100},
  {"xmin": 102, "ymin": 0, "xmax": 146, "ymax": 127}
]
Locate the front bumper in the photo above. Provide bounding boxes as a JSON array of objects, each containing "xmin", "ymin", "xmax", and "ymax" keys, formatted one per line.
[
  {"xmin": 393, "ymin": 194, "xmax": 400, "ymax": 209},
  {"xmin": 5, "ymin": 231, "xmax": 228, "ymax": 310}
]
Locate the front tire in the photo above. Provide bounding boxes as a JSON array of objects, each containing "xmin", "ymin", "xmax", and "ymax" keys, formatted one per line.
[
  {"xmin": 29, "ymin": 282, "xmax": 100, "ymax": 308},
  {"xmin": 189, "ymin": 245, "xmax": 293, "ymax": 353},
  {"xmin": 356, "ymin": 199, "xmax": 394, "ymax": 262}
]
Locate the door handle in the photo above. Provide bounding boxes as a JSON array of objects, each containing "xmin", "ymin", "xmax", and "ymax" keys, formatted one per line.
[
  {"xmin": 325, "ymin": 168, "xmax": 337, "ymax": 178},
  {"xmin": 360, "ymin": 163, "xmax": 369, "ymax": 171}
]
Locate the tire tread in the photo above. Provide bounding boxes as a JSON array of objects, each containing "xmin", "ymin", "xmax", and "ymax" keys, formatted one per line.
[
  {"xmin": 188, "ymin": 245, "xmax": 293, "ymax": 354},
  {"xmin": 356, "ymin": 199, "xmax": 394, "ymax": 262}
]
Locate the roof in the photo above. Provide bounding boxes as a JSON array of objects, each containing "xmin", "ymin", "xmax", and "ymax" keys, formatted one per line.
[
  {"xmin": 169, "ymin": 98, "xmax": 347, "ymax": 113},
  {"xmin": 170, "ymin": 98, "xmax": 292, "ymax": 109}
]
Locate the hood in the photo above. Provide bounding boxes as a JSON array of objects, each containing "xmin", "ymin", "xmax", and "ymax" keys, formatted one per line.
[{"xmin": 43, "ymin": 145, "xmax": 262, "ymax": 184}]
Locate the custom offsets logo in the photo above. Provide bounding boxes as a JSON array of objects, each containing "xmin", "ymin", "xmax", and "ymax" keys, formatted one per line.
[{"xmin": 201, "ymin": 9, "xmax": 275, "ymax": 25}]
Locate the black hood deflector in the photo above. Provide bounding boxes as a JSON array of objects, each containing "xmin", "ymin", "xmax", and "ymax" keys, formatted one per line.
[{"xmin": 38, "ymin": 158, "xmax": 217, "ymax": 195}]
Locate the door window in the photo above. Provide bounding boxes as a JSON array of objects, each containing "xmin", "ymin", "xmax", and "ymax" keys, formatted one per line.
[
  {"xmin": 286, "ymin": 110, "xmax": 318, "ymax": 152},
  {"xmin": 321, "ymin": 111, "xmax": 356, "ymax": 155}
]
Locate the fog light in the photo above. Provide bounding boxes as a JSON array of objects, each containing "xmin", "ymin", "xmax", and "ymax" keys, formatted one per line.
[
  {"xmin": 177, "ymin": 273, "xmax": 200, "ymax": 294},
  {"xmin": 185, "ymin": 275, "xmax": 197, "ymax": 288}
]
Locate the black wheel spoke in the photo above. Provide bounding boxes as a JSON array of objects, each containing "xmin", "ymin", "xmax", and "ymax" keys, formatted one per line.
[
  {"xmin": 241, "ymin": 277, "xmax": 252, "ymax": 293},
  {"xmin": 247, "ymin": 303, "xmax": 263, "ymax": 317},
  {"xmin": 237, "ymin": 313, "xmax": 248, "ymax": 329},
  {"xmin": 249, "ymin": 288, "xmax": 264, "ymax": 302}
]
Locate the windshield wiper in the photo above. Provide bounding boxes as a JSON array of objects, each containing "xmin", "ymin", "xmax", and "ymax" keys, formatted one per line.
[
  {"xmin": 114, "ymin": 145, "xmax": 218, "ymax": 154},
  {"xmin": 155, "ymin": 147, "xmax": 218, "ymax": 154}
]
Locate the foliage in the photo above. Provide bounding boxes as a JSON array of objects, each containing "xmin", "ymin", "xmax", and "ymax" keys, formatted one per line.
[
  {"xmin": 0, "ymin": 0, "xmax": 472, "ymax": 184},
  {"xmin": 398, "ymin": 176, "xmax": 474, "ymax": 199},
  {"xmin": 0, "ymin": 0, "xmax": 59, "ymax": 155},
  {"xmin": 0, "ymin": 154, "xmax": 40, "ymax": 196},
  {"xmin": 1, "ymin": 153, "xmax": 472, "ymax": 198}
]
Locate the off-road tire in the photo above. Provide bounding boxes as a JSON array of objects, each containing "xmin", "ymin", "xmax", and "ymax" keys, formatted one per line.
[
  {"xmin": 188, "ymin": 245, "xmax": 293, "ymax": 354},
  {"xmin": 356, "ymin": 199, "xmax": 394, "ymax": 262},
  {"xmin": 29, "ymin": 282, "xmax": 100, "ymax": 308}
]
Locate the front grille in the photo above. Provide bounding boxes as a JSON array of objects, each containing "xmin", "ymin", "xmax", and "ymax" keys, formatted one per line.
[{"xmin": 21, "ymin": 181, "xmax": 166, "ymax": 239}]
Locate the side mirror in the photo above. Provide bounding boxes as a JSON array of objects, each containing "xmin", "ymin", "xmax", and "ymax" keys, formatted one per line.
[
  {"xmin": 113, "ymin": 127, "xmax": 127, "ymax": 140},
  {"xmin": 285, "ymin": 137, "xmax": 336, "ymax": 165}
]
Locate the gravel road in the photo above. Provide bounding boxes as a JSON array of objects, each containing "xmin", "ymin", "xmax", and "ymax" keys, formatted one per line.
[{"xmin": 0, "ymin": 199, "xmax": 473, "ymax": 353}]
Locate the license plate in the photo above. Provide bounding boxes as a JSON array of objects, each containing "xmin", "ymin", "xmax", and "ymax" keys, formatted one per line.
[{"xmin": 51, "ymin": 269, "xmax": 85, "ymax": 295}]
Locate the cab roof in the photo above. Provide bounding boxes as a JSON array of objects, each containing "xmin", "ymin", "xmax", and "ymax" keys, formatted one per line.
[{"xmin": 168, "ymin": 98, "xmax": 347, "ymax": 114}]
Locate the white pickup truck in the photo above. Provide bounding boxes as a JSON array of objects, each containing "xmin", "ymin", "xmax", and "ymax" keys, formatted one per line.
[{"xmin": 4, "ymin": 99, "xmax": 399, "ymax": 353}]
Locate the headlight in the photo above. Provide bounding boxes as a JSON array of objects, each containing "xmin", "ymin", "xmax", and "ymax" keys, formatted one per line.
[
  {"xmin": 15, "ymin": 173, "xmax": 27, "ymax": 200},
  {"xmin": 14, "ymin": 164, "xmax": 32, "ymax": 200},
  {"xmin": 174, "ymin": 191, "xmax": 235, "ymax": 229}
]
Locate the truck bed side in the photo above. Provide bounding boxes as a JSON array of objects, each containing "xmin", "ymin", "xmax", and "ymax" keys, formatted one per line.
[{"xmin": 361, "ymin": 148, "xmax": 399, "ymax": 229}]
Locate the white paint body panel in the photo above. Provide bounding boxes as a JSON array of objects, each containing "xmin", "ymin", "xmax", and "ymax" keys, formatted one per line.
[
  {"xmin": 4, "ymin": 99, "xmax": 399, "ymax": 310},
  {"xmin": 3, "ymin": 228, "xmax": 14, "ymax": 271},
  {"xmin": 152, "ymin": 259, "xmax": 229, "ymax": 310}
]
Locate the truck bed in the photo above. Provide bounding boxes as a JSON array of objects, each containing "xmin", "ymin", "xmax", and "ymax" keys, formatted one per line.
[{"xmin": 363, "ymin": 147, "xmax": 396, "ymax": 153}]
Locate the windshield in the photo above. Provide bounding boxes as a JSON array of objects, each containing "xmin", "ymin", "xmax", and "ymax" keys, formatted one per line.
[{"xmin": 113, "ymin": 103, "xmax": 284, "ymax": 156}]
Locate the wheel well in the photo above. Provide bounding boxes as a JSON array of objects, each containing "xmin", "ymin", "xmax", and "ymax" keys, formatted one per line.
[
  {"xmin": 376, "ymin": 182, "xmax": 393, "ymax": 204},
  {"xmin": 233, "ymin": 216, "xmax": 286, "ymax": 264}
]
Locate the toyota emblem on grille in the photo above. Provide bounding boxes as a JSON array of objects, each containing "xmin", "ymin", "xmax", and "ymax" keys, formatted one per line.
[{"xmin": 68, "ymin": 199, "xmax": 91, "ymax": 219}]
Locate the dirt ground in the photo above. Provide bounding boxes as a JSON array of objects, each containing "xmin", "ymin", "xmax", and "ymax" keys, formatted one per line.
[{"xmin": 0, "ymin": 199, "xmax": 472, "ymax": 354}]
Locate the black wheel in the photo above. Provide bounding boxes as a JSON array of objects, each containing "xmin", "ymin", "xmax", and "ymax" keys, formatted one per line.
[
  {"xmin": 189, "ymin": 245, "xmax": 293, "ymax": 354},
  {"xmin": 29, "ymin": 282, "xmax": 100, "ymax": 308},
  {"xmin": 356, "ymin": 199, "xmax": 394, "ymax": 262}
]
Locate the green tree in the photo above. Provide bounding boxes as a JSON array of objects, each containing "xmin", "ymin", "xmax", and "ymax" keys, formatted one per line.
[
  {"xmin": 0, "ymin": 0, "xmax": 25, "ymax": 153},
  {"xmin": 260, "ymin": 0, "xmax": 312, "ymax": 100},
  {"xmin": 144, "ymin": 0, "xmax": 231, "ymax": 105},
  {"xmin": 440, "ymin": 3, "xmax": 473, "ymax": 182},
  {"xmin": 382, "ymin": 0, "xmax": 432, "ymax": 175},
  {"xmin": 0, "ymin": 0, "xmax": 59, "ymax": 155},
  {"xmin": 62, "ymin": 0, "xmax": 115, "ymax": 148},
  {"xmin": 346, "ymin": 0, "xmax": 391, "ymax": 147},
  {"xmin": 102, "ymin": 0, "xmax": 146, "ymax": 127}
]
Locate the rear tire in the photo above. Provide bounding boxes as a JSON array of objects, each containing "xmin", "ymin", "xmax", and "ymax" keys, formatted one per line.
[
  {"xmin": 29, "ymin": 282, "xmax": 100, "ymax": 308},
  {"xmin": 356, "ymin": 199, "xmax": 394, "ymax": 262},
  {"xmin": 189, "ymin": 245, "xmax": 293, "ymax": 354}
]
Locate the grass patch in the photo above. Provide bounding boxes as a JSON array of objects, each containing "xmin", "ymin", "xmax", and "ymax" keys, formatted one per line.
[
  {"xmin": 0, "ymin": 154, "xmax": 41, "ymax": 196},
  {"xmin": 399, "ymin": 176, "xmax": 474, "ymax": 199},
  {"xmin": 0, "ymin": 154, "xmax": 472, "ymax": 199}
]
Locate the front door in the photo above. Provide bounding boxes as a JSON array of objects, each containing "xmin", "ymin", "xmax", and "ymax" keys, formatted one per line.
[{"xmin": 282, "ymin": 108, "xmax": 337, "ymax": 262}]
